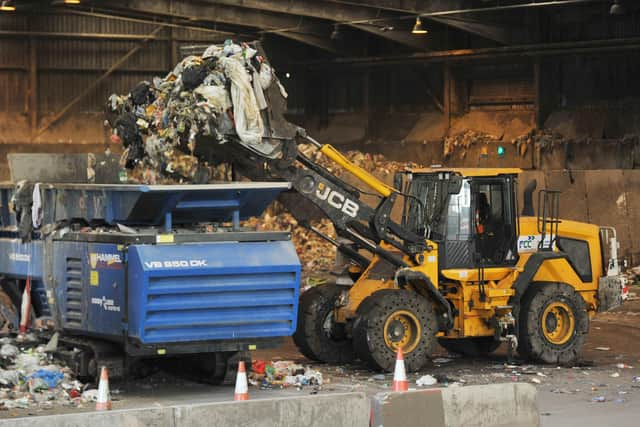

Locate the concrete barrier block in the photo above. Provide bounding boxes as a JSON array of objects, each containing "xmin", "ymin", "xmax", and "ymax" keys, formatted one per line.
[
  {"xmin": 371, "ymin": 383, "xmax": 539, "ymax": 427},
  {"xmin": 0, "ymin": 406, "xmax": 174, "ymax": 427},
  {"xmin": 174, "ymin": 393, "xmax": 370, "ymax": 427},
  {"xmin": 370, "ymin": 389, "xmax": 446, "ymax": 427},
  {"xmin": 442, "ymin": 383, "xmax": 539, "ymax": 427}
]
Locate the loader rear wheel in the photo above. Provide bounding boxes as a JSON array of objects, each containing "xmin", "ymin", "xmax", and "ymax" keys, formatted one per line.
[
  {"xmin": 438, "ymin": 337, "xmax": 500, "ymax": 357},
  {"xmin": 293, "ymin": 284, "xmax": 355, "ymax": 364},
  {"xmin": 518, "ymin": 282, "xmax": 589, "ymax": 365},
  {"xmin": 352, "ymin": 289, "xmax": 437, "ymax": 372}
]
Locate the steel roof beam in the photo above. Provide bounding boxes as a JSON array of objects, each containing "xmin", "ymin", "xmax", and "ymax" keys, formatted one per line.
[
  {"xmin": 202, "ymin": 0, "xmax": 429, "ymax": 50},
  {"xmin": 95, "ymin": 0, "xmax": 341, "ymax": 53}
]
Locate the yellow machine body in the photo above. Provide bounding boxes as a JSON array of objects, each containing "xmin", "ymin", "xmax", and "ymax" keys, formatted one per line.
[{"xmin": 335, "ymin": 167, "xmax": 604, "ymax": 341}]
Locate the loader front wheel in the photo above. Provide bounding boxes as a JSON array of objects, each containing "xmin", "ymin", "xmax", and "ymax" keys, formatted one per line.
[
  {"xmin": 518, "ymin": 282, "xmax": 589, "ymax": 365},
  {"xmin": 293, "ymin": 284, "xmax": 355, "ymax": 364},
  {"xmin": 353, "ymin": 289, "xmax": 437, "ymax": 372}
]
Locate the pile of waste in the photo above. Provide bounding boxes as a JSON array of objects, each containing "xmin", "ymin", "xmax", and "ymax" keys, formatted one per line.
[
  {"xmin": 250, "ymin": 359, "xmax": 323, "ymax": 391},
  {"xmin": 0, "ymin": 336, "xmax": 94, "ymax": 411},
  {"xmin": 512, "ymin": 128, "xmax": 568, "ymax": 157},
  {"xmin": 244, "ymin": 206, "xmax": 337, "ymax": 274},
  {"xmin": 106, "ymin": 40, "xmax": 286, "ymax": 184},
  {"xmin": 298, "ymin": 144, "xmax": 419, "ymax": 177},
  {"xmin": 443, "ymin": 130, "xmax": 502, "ymax": 158}
]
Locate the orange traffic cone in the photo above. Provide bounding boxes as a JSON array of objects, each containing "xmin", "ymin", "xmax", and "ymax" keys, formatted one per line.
[
  {"xmin": 391, "ymin": 347, "xmax": 408, "ymax": 392},
  {"xmin": 234, "ymin": 361, "xmax": 249, "ymax": 401},
  {"xmin": 19, "ymin": 277, "xmax": 31, "ymax": 334},
  {"xmin": 95, "ymin": 366, "xmax": 112, "ymax": 411}
]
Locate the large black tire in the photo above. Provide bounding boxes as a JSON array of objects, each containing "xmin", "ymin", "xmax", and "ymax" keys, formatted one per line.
[
  {"xmin": 438, "ymin": 337, "xmax": 500, "ymax": 357},
  {"xmin": 293, "ymin": 284, "xmax": 356, "ymax": 364},
  {"xmin": 518, "ymin": 282, "xmax": 589, "ymax": 365},
  {"xmin": 352, "ymin": 289, "xmax": 437, "ymax": 372}
]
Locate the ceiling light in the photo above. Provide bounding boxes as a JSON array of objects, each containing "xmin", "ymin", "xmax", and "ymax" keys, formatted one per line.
[
  {"xmin": 51, "ymin": 0, "xmax": 82, "ymax": 5},
  {"xmin": 0, "ymin": 0, "xmax": 15, "ymax": 11},
  {"xmin": 330, "ymin": 24, "xmax": 342, "ymax": 40},
  {"xmin": 411, "ymin": 17, "xmax": 428, "ymax": 35},
  {"xmin": 610, "ymin": 1, "xmax": 625, "ymax": 15}
]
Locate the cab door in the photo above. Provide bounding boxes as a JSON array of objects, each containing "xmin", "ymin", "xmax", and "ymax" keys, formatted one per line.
[{"xmin": 471, "ymin": 176, "xmax": 518, "ymax": 267}]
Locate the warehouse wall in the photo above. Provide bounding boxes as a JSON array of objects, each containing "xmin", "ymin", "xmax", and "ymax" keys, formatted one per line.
[
  {"xmin": 1, "ymin": 8, "xmax": 639, "ymax": 261},
  {"xmin": 0, "ymin": 13, "xmax": 222, "ymax": 144}
]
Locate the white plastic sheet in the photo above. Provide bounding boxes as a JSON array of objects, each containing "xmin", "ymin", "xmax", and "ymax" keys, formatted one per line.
[{"xmin": 219, "ymin": 56, "xmax": 264, "ymax": 145}]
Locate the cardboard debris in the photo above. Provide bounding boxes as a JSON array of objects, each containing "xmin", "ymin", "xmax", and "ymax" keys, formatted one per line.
[
  {"xmin": 443, "ymin": 130, "xmax": 501, "ymax": 158},
  {"xmin": 512, "ymin": 128, "xmax": 567, "ymax": 158},
  {"xmin": 243, "ymin": 206, "xmax": 337, "ymax": 275}
]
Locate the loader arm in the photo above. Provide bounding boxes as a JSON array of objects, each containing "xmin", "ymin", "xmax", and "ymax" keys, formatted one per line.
[{"xmin": 224, "ymin": 133, "xmax": 428, "ymax": 268}]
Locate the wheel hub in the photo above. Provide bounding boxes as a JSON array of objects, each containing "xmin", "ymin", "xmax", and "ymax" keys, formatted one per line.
[
  {"xmin": 541, "ymin": 301, "xmax": 575, "ymax": 345},
  {"xmin": 545, "ymin": 312, "xmax": 558, "ymax": 333},
  {"xmin": 383, "ymin": 310, "xmax": 421, "ymax": 353},
  {"xmin": 388, "ymin": 320, "xmax": 406, "ymax": 342}
]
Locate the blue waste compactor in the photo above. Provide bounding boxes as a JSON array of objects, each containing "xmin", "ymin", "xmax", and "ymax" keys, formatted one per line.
[{"xmin": 0, "ymin": 182, "xmax": 300, "ymax": 382}]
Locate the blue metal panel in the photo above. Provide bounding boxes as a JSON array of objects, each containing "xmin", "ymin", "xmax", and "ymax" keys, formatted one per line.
[
  {"xmin": 0, "ymin": 238, "xmax": 43, "ymax": 280},
  {"xmin": 31, "ymin": 280, "xmax": 51, "ymax": 317},
  {"xmin": 127, "ymin": 241, "xmax": 301, "ymax": 344},
  {"xmin": 0, "ymin": 183, "xmax": 291, "ymax": 227},
  {"xmin": 52, "ymin": 242, "xmax": 87, "ymax": 332},
  {"xmin": 85, "ymin": 244, "xmax": 126, "ymax": 337}
]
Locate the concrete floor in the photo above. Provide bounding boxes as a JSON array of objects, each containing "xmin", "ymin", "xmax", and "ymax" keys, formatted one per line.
[{"xmin": 3, "ymin": 293, "xmax": 640, "ymax": 425}]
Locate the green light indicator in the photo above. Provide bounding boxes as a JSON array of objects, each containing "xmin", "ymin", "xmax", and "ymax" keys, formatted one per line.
[{"xmin": 497, "ymin": 146, "xmax": 505, "ymax": 156}]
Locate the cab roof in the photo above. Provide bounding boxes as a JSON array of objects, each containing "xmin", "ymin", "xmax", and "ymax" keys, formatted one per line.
[{"xmin": 406, "ymin": 167, "xmax": 522, "ymax": 177}]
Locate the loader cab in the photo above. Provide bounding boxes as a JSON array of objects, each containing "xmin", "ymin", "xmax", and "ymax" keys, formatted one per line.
[{"xmin": 399, "ymin": 169, "xmax": 520, "ymax": 269}]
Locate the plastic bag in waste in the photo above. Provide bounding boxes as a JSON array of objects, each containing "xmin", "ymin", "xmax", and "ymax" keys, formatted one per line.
[
  {"xmin": 0, "ymin": 344, "xmax": 19, "ymax": 360},
  {"xmin": 219, "ymin": 57, "xmax": 264, "ymax": 145},
  {"xmin": 0, "ymin": 369, "xmax": 21, "ymax": 387},
  {"xmin": 182, "ymin": 64, "xmax": 208, "ymax": 91},
  {"xmin": 194, "ymin": 85, "xmax": 231, "ymax": 113},
  {"xmin": 130, "ymin": 81, "xmax": 154, "ymax": 106},
  {"xmin": 416, "ymin": 375, "xmax": 438, "ymax": 386},
  {"xmin": 28, "ymin": 369, "xmax": 64, "ymax": 389},
  {"xmin": 82, "ymin": 389, "xmax": 99, "ymax": 402}
]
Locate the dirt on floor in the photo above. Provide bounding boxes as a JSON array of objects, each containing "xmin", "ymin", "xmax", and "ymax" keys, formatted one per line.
[
  {"xmin": 253, "ymin": 290, "xmax": 640, "ymax": 402},
  {"xmin": 1, "ymin": 289, "xmax": 638, "ymax": 419}
]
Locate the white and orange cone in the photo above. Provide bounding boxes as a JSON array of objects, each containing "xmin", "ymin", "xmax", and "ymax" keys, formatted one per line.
[
  {"xmin": 19, "ymin": 277, "xmax": 31, "ymax": 334},
  {"xmin": 95, "ymin": 366, "xmax": 112, "ymax": 411},
  {"xmin": 234, "ymin": 361, "xmax": 249, "ymax": 401},
  {"xmin": 391, "ymin": 347, "xmax": 408, "ymax": 392}
]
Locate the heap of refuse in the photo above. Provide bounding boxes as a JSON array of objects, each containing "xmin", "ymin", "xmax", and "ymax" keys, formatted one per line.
[
  {"xmin": 250, "ymin": 359, "xmax": 323, "ymax": 391},
  {"xmin": 105, "ymin": 40, "xmax": 289, "ymax": 184},
  {"xmin": 0, "ymin": 336, "xmax": 93, "ymax": 411}
]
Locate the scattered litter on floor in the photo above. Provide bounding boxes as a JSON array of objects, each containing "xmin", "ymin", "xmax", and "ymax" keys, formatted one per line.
[
  {"xmin": 249, "ymin": 359, "xmax": 324, "ymax": 391},
  {"xmin": 591, "ymin": 396, "xmax": 606, "ymax": 403},
  {"xmin": 416, "ymin": 375, "xmax": 437, "ymax": 387},
  {"xmin": 0, "ymin": 336, "xmax": 88, "ymax": 411},
  {"xmin": 595, "ymin": 347, "xmax": 611, "ymax": 351}
]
